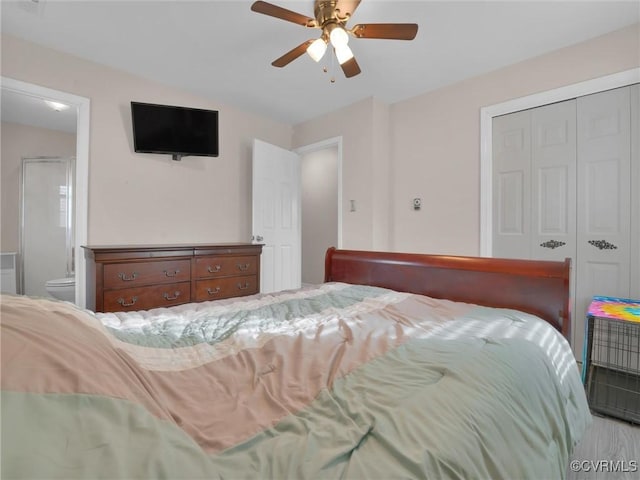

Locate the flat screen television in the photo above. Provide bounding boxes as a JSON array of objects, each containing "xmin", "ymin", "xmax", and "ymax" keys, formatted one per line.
[{"xmin": 131, "ymin": 102, "xmax": 219, "ymax": 161}]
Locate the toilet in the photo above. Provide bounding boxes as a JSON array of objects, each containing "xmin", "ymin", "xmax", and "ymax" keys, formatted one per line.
[{"xmin": 45, "ymin": 276, "xmax": 76, "ymax": 302}]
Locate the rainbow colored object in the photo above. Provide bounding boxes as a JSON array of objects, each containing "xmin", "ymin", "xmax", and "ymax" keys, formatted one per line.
[{"xmin": 588, "ymin": 295, "xmax": 640, "ymax": 323}]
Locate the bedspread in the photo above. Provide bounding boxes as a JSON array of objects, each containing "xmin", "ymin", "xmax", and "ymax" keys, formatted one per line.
[{"xmin": 1, "ymin": 283, "xmax": 591, "ymax": 479}]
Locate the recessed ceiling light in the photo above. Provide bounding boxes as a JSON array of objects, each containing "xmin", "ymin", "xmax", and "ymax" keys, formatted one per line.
[{"xmin": 44, "ymin": 100, "xmax": 70, "ymax": 112}]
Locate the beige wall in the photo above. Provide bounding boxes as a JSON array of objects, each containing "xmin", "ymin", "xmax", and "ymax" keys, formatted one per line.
[
  {"xmin": 294, "ymin": 23, "xmax": 640, "ymax": 256},
  {"xmin": 1, "ymin": 34, "xmax": 292, "ymax": 246},
  {"xmin": 301, "ymin": 146, "xmax": 338, "ymax": 284},
  {"xmin": 293, "ymin": 97, "xmax": 391, "ymax": 250},
  {"xmin": 390, "ymin": 23, "xmax": 640, "ymax": 256},
  {"xmin": 1, "ymin": 122, "xmax": 76, "ymax": 252},
  {"xmin": 371, "ymin": 100, "xmax": 391, "ymax": 250},
  {"xmin": 3, "ymin": 23, "xmax": 638, "ymax": 257}
]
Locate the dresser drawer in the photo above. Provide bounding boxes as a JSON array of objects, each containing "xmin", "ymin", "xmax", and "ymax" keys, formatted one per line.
[
  {"xmin": 195, "ymin": 255, "xmax": 258, "ymax": 279},
  {"xmin": 104, "ymin": 259, "xmax": 191, "ymax": 289},
  {"xmin": 195, "ymin": 275, "xmax": 258, "ymax": 301},
  {"xmin": 103, "ymin": 281, "xmax": 191, "ymax": 312}
]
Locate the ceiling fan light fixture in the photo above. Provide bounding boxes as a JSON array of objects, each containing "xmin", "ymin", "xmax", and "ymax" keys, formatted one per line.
[
  {"xmin": 251, "ymin": 1, "xmax": 418, "ymax": 79},
  {"xmin": 334, "ymin": 44, "xmax": 354, "ymax": 65},
  {"xmin": 329, "ymin": 25, "xmax": 349, "ymax": 48},
  {"xmin": 307, "ymin": 37, "xmax": 327, "ymax": 62}
]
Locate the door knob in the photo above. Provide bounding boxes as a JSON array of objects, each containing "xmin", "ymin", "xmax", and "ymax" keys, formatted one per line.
[{"xmin": 252, "ymin": 235, "xmax": 264, "ymax": 243}]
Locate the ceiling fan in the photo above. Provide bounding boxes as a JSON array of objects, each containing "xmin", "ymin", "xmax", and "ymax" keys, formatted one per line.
[{"xmin": 250, "ymin": 0, "xmax": 418, "ymax": 78}]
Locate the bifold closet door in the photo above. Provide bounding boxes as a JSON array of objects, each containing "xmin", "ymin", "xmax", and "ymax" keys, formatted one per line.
[
  {"xmin": 492, "ymin": 109, "xmax": 532, "ymax": 260},
  {"xmin": 492, "ymin": 100, "xmax": 577, "ymax": 263},
  {"xmin": 492, "ymin": 85, "xmax": 638, "ymax": 358},
  {"xmin": 530, "ymin": 100, "xmax": 577, "ymax": 264},
  {"xmin": 574, "ymin": 86, "xmax": 633, "ymax": 357}
]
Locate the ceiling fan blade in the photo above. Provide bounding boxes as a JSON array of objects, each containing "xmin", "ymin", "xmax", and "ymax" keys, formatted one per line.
[
  {"xmin": 351, "ymin": 23, "xmax": 419, "ymax": 40},
  {"xmin": 251, "ymin": 1, "xmax": 317, "ymax": 27},
  {"xmin": 340, "ymin": 56, "xmax": 361, "ymax": 78},
  {"xmin": 272, "ymin": 40, "xmax": 315, "ymax": 67},
  {"xmin": 335, "ymin": 0, "xmax": 362, "ymax": 20}
]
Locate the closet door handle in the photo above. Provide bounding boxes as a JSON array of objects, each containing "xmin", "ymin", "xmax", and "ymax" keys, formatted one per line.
[
  {"xmin": 540, "ymin": 240, "xmax": 566, "ymax": 249},
  {"xmin": 588, "ymin": 240, "xmax": 618, "ymax": 250}
]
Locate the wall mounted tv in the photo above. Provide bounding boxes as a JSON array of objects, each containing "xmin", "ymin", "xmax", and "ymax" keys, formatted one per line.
[{"xmin": 131, "ymin": 101, "xmax": 219, "ymax": 161}]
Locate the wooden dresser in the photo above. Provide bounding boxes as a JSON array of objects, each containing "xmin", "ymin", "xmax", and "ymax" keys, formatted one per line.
[{"xmin": 83, "ymin": 243, "xmax": 262, "ymax": 313}]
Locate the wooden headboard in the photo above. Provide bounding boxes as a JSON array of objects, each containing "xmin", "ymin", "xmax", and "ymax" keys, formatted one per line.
[{"xmin": 324, "ymin": 247, "xmax": 571, "ymax": 340}]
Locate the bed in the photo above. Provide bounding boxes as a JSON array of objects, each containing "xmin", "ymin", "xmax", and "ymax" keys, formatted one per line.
[{"xmin": 1, "ymin": 247, "xmax": 591, "ymax": 479}]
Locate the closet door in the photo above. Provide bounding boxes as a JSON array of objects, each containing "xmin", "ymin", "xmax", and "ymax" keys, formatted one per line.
[
  {"xmin": 493, "ymin": 101, "xmax": 576, "ymax": 263},
  {"xmin": 530, "ymin": 100, "xmax": 577, "ymax": 263},
  {"xmin": 575, "ymin": 86, "xmax": 632, "ymax": 357},
  {"xmin": 492, "ymin": 100, "xmax": 577, "ymax": 345},
  {"xmin": 492, "ymin": 110, "xmax": 531, "ymax": 260},
  {"xmin": 492, "ymin": 88, "xmax": 636, "ymax": 360}
]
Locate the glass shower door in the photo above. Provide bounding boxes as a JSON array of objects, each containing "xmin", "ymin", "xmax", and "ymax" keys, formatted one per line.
[{"xmin": 21, "ymin": 157, "xmax": 74, "ymax": 297}]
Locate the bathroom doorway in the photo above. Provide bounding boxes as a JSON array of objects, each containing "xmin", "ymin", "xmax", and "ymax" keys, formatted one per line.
[
  {"xmin": 20, "ymin": 157, "xmax": 75, "ymax": 297},
  {"xmin": 1, "ymin": 77, "xmax": 90, "ymax": 307}
]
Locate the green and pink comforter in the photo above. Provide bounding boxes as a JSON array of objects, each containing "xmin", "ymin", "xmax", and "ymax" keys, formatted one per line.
[{"xmin": 1, "ymin": 283, "xmax": 591, "ymax": 479}]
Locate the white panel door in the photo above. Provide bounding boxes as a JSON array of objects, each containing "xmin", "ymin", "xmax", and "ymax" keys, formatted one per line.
[
  {"xmin": 492, "ymin": 110, "xmax": 531, "ymax": 259},
  {"xmin": 530, "ymin": 100, "xmax": 577, "ymax": 263},
  {"xmin": 493, "ymin": 101, "xmax": 577, "ymax": 263},
  {"xmin": 492, "ymin": 86, "xmax": 638, "ymax": 361},
  {"xmin": 252, "ymin": 139, "xmax": 301, "ymax": 293},
  {"xmin": 575, "ymin": 86, "xmax": 632, "ymax": 358}
]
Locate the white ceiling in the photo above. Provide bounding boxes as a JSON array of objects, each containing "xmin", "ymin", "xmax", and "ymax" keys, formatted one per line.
[{"xmin": 1, "ymin": 0, "xmax": 639, "ymax": 127}]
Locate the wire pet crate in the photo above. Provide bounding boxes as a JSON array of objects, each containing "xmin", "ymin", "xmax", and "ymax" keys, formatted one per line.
[{"xmin": 583, "ymin": 296, "xmax": 640, "ymax": 424}]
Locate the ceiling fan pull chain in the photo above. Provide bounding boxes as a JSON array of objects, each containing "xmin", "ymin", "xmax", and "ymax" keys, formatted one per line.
[{"xmin": 329, "ymin": 48, "xmax": 336, "ymax": 83}]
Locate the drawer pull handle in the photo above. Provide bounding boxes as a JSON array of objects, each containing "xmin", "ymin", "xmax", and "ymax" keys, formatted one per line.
[
  {"xmin": 117, "ymin": 296, "xmax": 138, "ymax": 307},
  {"xmin": 118, "ymin": 272, "xmax": 138, "ymax": 282},
  {"xmin": 164, "ymin": 269, "xmax": 180, "ymax": 277},
  {"xmin": 163, "ymin": 291, "xmax": 181, "ymax": 301},
  {"xmin": 207, "ymin": 287, "xmax": 221, "ymax": 296},
  {"xmin": 207, "ymin": 265, "xmax": 222, "ymax": 273},
  {"xmin": 237, "ymin": 263, "xmax": 250, "ymax": 271},
  {"xmin": 237, "ymin": 281, "xmax": 251, "ymax": 291}
]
